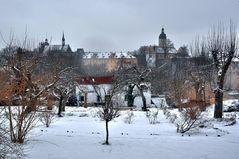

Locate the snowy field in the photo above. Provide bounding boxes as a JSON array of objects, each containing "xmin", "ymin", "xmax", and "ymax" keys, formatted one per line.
[{"xmin": 25, "ymin": 106, "xmax": 239, "ymax": 159}]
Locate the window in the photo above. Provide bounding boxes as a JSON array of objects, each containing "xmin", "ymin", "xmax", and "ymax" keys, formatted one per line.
[{"xmin": 80, "ymin": 96, "xmax": 84, "ymax": 102}]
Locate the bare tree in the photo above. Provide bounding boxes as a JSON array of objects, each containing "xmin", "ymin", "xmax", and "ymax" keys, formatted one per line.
[
  {"xmin": 177, "ymin": 45, "xmax": 189, "ymax": 57},
  {"xmin": 119, "ymin": 66, "xmax": 151, "ymax": 111},
  {"xmin": 92, "ymin": 76, "xmax": 121, "ymax": 145},
  {"xmin": 167, "ymin": 58, "xmax": 190, "ymax": 110},
  {"xmin": 160, "ymin": 39, "xmax": 175, "ymax": 57},
  {"xmin": 189, "ymin": 39, "xmax": 215, "ymax": 102},
  {"xmin": 0, "ymin": 46, "xmax": 71, "ymax": 143},
  {"xmin": 44, "ymin": 53, "xmax": 76, "ymax": 117},
  {"xmin": 53, "ymin": 76, "xmax": 75, "ymax": 117},
  {"xmin": 208, "ymin": 22, "xmax": 238, "ymax": 118}
]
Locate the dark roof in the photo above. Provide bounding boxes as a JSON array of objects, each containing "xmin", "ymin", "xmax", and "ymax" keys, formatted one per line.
[{"xmin": 43, "ymin": 44, "xmax": 72, "ymax": 54}]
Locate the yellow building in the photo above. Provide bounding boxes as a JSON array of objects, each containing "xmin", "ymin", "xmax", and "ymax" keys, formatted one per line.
[{"xmin": 82, "ymin": 52, "xmax": 137, "ymax": 73}]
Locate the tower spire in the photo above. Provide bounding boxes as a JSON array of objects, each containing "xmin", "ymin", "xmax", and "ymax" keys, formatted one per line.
[{"xmin": 62, "ymin": 32, "xmax": 65, "ymax": 46}]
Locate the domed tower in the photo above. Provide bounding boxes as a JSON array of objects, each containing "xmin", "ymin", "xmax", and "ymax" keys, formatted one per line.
[
  {"xmin": 158, "ymin": 28, "xmax": 167, "ymax": 48},
  {"xmin": 44, "ymin": 38, "xmax": 49, "ymax": 46}
]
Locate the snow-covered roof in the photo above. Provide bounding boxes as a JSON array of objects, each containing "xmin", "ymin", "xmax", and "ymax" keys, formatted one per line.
[{"xmin": 83, "ymin": 52, "xmax": 136, "ymax": 59}]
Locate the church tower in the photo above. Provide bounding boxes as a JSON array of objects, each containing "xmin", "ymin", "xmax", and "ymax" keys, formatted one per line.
[
  {"xmin": 158, "ymin": 28, "xmax": 167, "ymax": 48},
  {"xmin": 62, "ymin": 32, "xmax": 65, "ymax": 46}
]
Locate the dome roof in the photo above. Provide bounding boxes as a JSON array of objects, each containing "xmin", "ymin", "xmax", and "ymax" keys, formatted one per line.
[{"xmin": 159, "ymin": 28, "xmax": 167, "ymax": 39}]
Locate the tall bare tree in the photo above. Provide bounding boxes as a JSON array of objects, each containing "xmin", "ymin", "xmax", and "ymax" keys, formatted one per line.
[{"xmin": 208, "ymin": 22, "xmax": 238, "ymax": 118}]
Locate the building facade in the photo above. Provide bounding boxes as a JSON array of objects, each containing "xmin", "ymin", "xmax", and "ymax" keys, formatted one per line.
[
  {"xmin": 82, "ymin": 52, "xmax": 137, "ymax": 74},
  {"xmin": 75, "ymin": 76, "xmax": 151, "ymax": 108}
]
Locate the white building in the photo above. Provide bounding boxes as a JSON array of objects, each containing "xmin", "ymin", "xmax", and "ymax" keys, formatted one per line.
[{"xmin": 75, "ymin": 76, "xmax": 151, "ymax": 108}]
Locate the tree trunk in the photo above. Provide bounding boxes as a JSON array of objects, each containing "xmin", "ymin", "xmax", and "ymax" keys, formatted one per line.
[
  {"xmin": 105, "ymin": 120, "xmax": 109, "ymax": 145},
  {"xmin": 142, "ymin": 95, "xmax": 147, "ymax": 111},
  {"xmin": 214, "ymin": 91, "xmax": 223, "ymax": 118},
  {"xmin": 62, "ymin": 97, "xmax": 67, "ymax": 112},
  {"xmin": 214, "ymin": 78, "xmax": 224, "ymax": 118},
  {"xmin": 84, "ymin": 93, "xmax": 87, "ymax": 108},
  {"xmin": 58, "ymin": 95, "xmax": 63, "ymax": 117},
  {"xmin": 138, "ymin": 88, "xmax": 147, "ymax": 111},
  {"xmin": 127, "ymin": 85, "xmax": 135, "ymax": 107}
]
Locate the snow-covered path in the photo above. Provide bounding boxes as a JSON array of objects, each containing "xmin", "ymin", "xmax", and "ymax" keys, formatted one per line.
[{"xmin": 25, "ymin": 108, "xmax": 239, "ymax": 159}]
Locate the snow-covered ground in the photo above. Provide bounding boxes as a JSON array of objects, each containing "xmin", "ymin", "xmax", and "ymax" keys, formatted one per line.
[{"xmin": 25, "ymin": 106, "xmax": 239, "ymax": 159}]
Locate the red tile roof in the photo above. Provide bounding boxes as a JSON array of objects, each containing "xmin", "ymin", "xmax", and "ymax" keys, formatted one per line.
[{"xmin": 75, "ymin": 76, "xmax": 113, "ymax": 85}]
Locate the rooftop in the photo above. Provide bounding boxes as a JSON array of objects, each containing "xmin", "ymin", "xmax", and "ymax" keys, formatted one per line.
[
  {"xmin": 83, "ymin": 52, "xmax": 136, "ymax": 59},
  {"xmin": 75, "ymin": 76, "xmax": 113, "ymax": 85}
]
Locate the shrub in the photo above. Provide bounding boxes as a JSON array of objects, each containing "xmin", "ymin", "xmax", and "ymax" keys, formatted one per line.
[
  {"xmin": 0, "ymin": 108, "xmax": 23, "ymax": 158},
  {"xmin": 163, "ymin": 105, "xmax": 207, "ymax": 133},
  {"xmin": 39, "ymin": 109, "xmax": 55, "ymax": 128},
  {"xmin": 146, "ymin": 109, "xmax": 159, "ymax": 124},
  {"xmin": 123, "ymin": 110, "xmax": 135, "ymax": 124},
  {"xmin": 176, "ymin": 106, "xmax": 204, "ymax": 133}
]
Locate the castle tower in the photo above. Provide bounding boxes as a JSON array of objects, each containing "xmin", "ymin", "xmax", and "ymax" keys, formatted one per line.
[{"xmin": 158, "ymin": 28, "xmax": 167, "ymax": 48}]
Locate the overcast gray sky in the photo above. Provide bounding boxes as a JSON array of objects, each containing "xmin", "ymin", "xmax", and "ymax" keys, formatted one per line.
[{"xmin": 0, "ymin": 0, "xmax": 239, "ymax": 52}]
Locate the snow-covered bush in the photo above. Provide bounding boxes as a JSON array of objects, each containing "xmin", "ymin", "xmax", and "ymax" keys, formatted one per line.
[
  {"xmin": 163, "ymin": 105, "xmax": 208, "ymax": 133},
  {"xmin": 175, "ymin": 106, "xmax": 205, "ymax": 133},
  {"xmin": 163, "ymin": 108, "xmax": 178, "ymax": 123},
  {"xmin": 39, "ymin": 109, "xmax": 56, "ymax": 128},
  {"xmin": 223, "ymin": 100, "xmax": 239, "ymax": 112},
  {"xmin": 90, "ymin": 108, "xmax": 100, "ymax": 118},
  {"xmin": 224, "ymin": 113, "xmax": 237, "ymax": 126},
  {"xmin": 123, "ymin": 110, "xmax": 135, "ymax": 124},
  {"xmin": 146, "ymin": 109, "xmax": 159, "ymax": 124}
]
